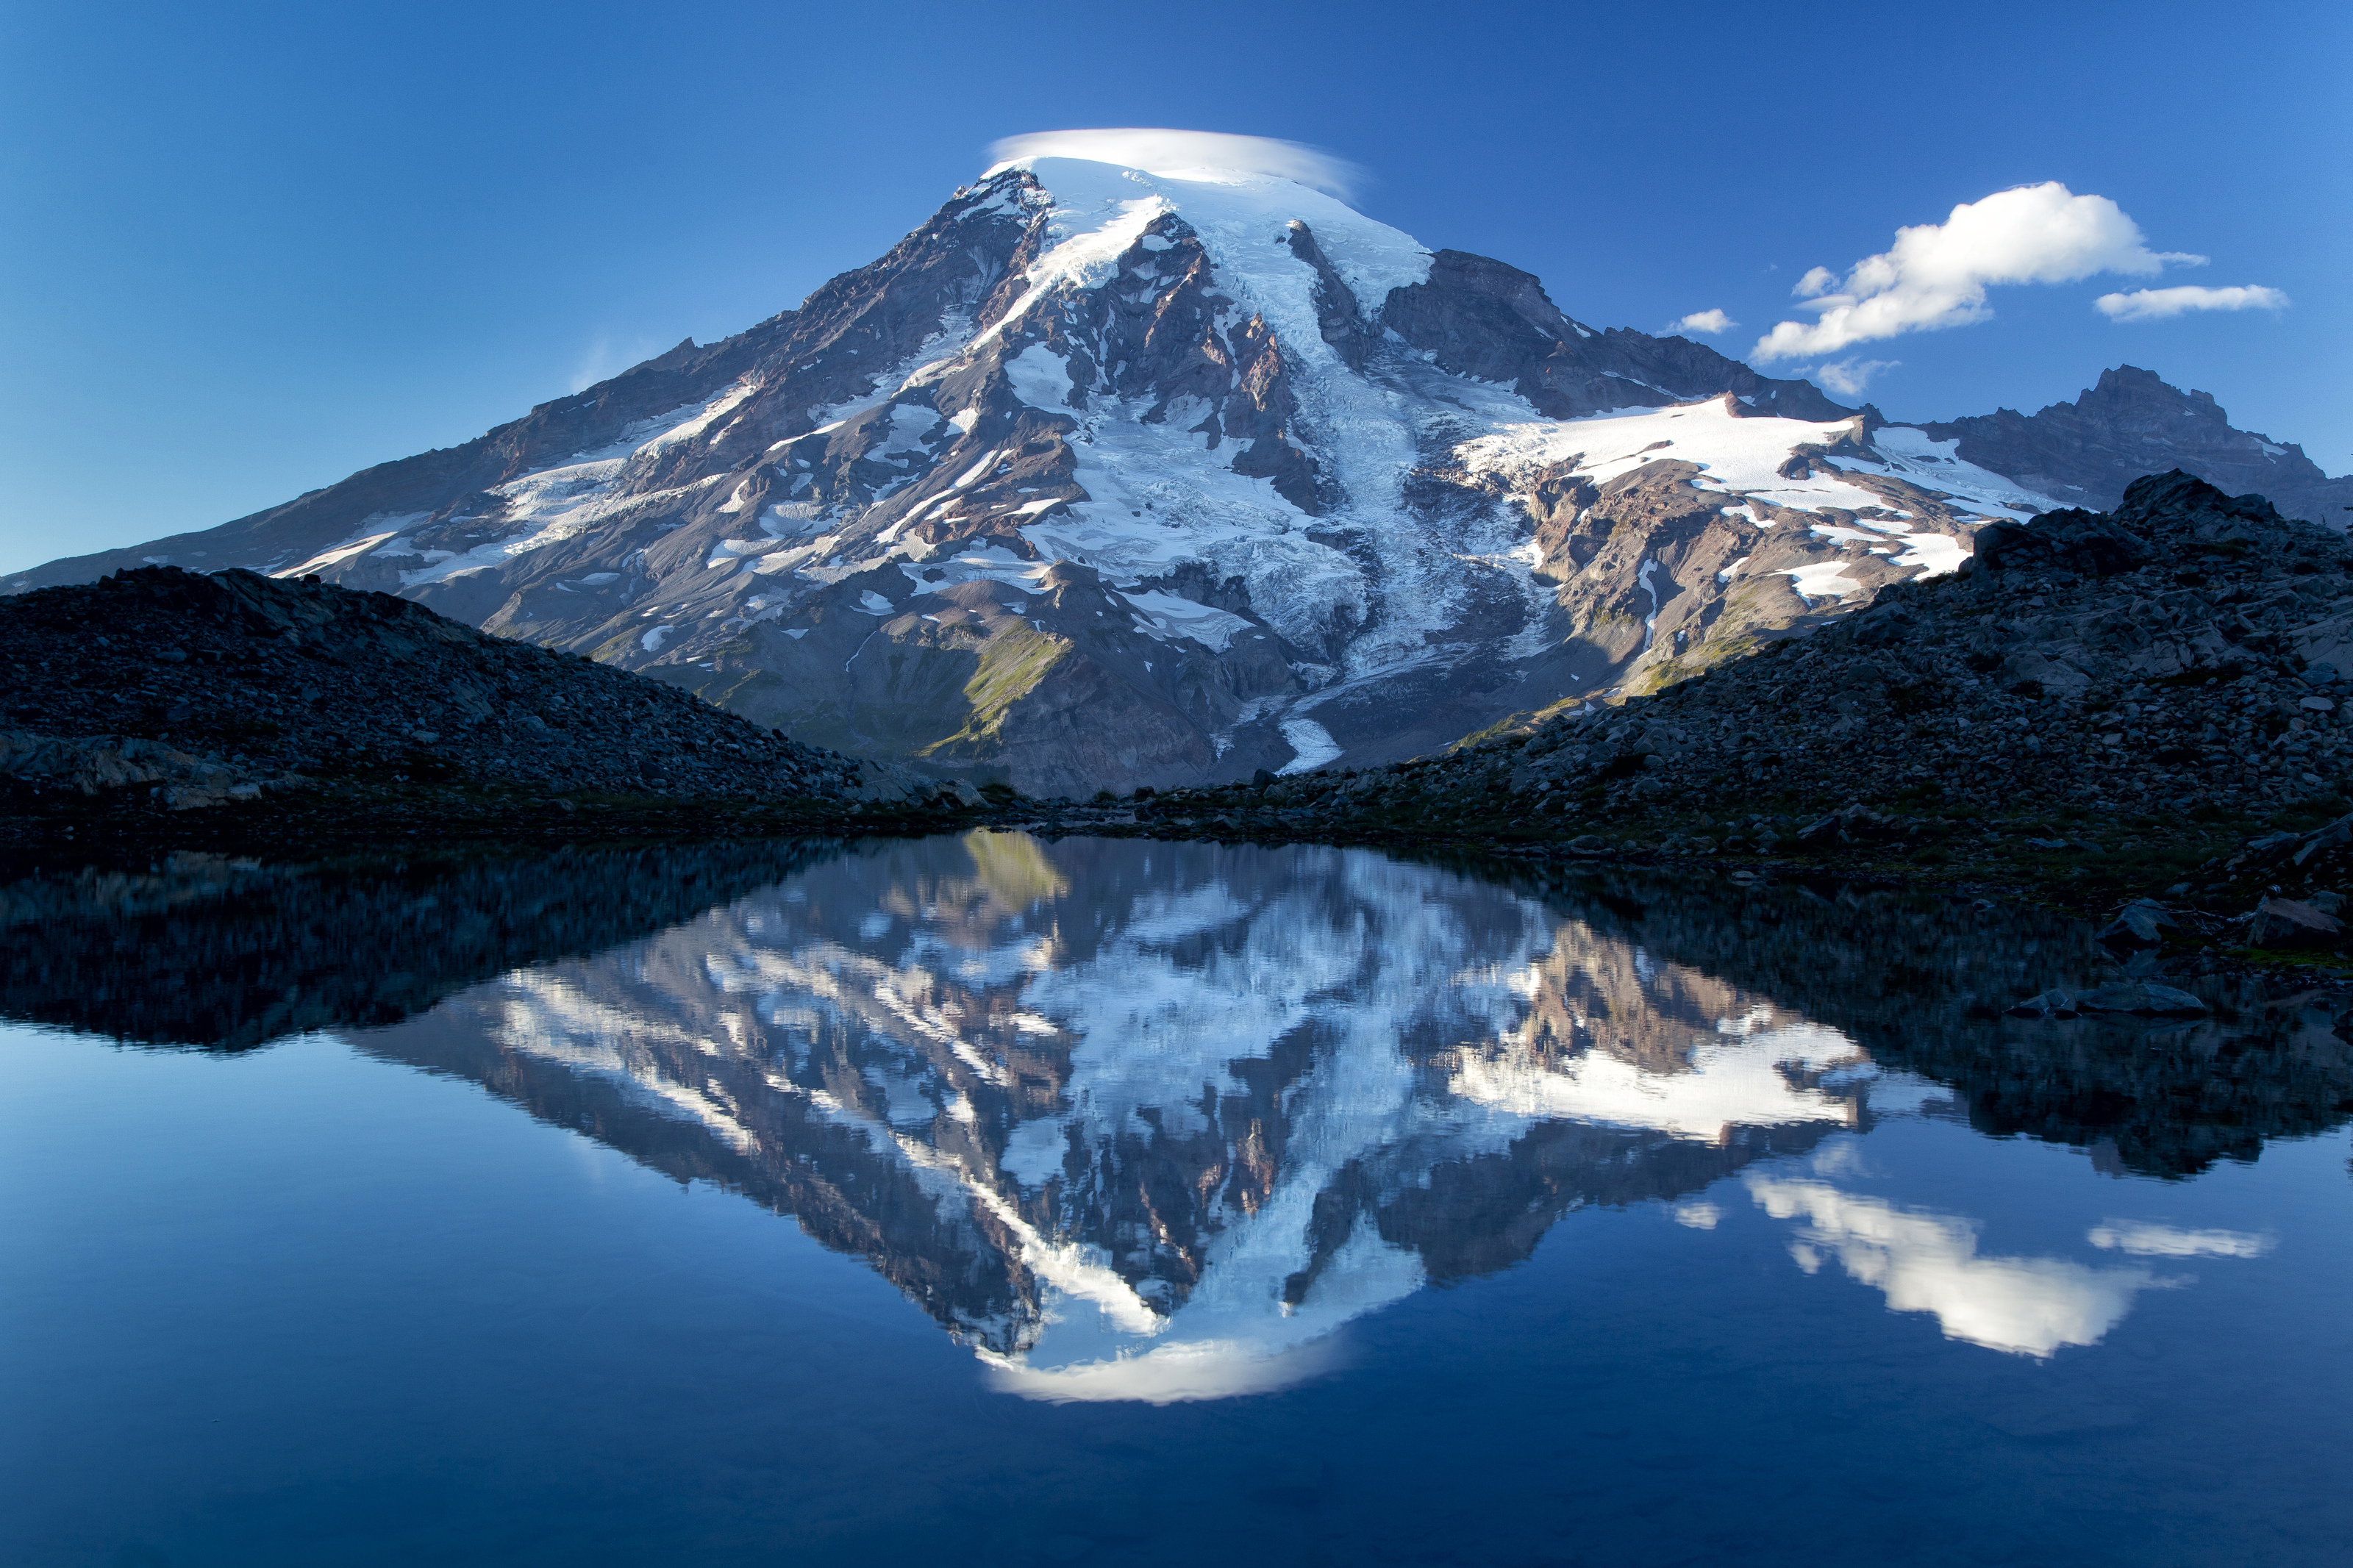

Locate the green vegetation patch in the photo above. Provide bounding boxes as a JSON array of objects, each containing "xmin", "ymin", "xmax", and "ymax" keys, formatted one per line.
[{"xmin": 918, "ymin": 625, "xmax": 1069, "ymax": 758}]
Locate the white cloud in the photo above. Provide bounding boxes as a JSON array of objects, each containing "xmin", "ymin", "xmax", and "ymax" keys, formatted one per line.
[
  {"xmin": 1671, "ymin": 308, "xmax": 1737, "ymax": 335},
  {"xmin": 2094, "ymin": 284, "xmax": 2290, "ymax": 322},
  {"xmin": 2088, "ymin": 1220, "xmax": 2274, "ymax": 1258},
  {"xmin": 984, "ymin": 129, "xmax": 1365, "ymax": 202},
  {"xmin": 1815, "ymin": 357, "xmax": 1899, "ymax": 397},
  {"xmin": 1751, "ymin": 182, "xmax": 2204, "ymax": 362}
]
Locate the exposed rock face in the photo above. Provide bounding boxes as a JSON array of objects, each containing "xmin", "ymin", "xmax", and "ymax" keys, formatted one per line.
[
  {"xmin": 0, "ymin": 565, "xmax": 933, "ymax": 807},
  {"xmin": 9, "ymin": 162, "xmax": 2340, "ymax": 794},
  {"xmin": 1918, "ymin": 366, "xmax": 2353, "ymax": 526},
  {"xmin": 1152, "ymin": 473, "xmax": 2353, "ymax": 828},
  {"xmin": 1383, "ymin": 250, "xmax": 1846, "ymax": 421}
]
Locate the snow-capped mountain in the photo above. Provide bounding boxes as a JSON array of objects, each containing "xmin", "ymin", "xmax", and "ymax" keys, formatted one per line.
[{"xmin": 15, "ymin": 150, "xmax": 2346, "ymax": 791}]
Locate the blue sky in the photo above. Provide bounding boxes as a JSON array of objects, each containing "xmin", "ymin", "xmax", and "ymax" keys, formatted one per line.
[{"xmin": 2, "ymin": 0, "xmax": 2344, "ymax": 575}]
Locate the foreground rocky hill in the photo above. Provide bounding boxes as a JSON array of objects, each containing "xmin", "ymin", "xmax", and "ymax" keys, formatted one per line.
[
  {"xmin": 1129, "ymin": 473, "xmax": 2353, "ymax": 899},
  {"xmin": 1488, "ymin": 470, "xmax": 2353, "ymax": 822},
  {"xmin": 0, "ymin": 565, "xmax": 946, "ymax": 815},
  {"xmin": 11, "ymin": 150, "xmax": 2339, "ymax": 795}
]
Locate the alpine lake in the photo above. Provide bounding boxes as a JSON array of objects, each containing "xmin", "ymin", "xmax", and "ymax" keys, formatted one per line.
[{"xmin": 4, "ymin": 831, "xmax": 2346, "ymax": 1567}]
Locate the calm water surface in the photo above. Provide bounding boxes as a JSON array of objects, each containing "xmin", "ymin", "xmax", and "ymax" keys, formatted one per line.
[{"xmin": 4, "ymin": 834, "xmax": 2347, "ymax": 1566}]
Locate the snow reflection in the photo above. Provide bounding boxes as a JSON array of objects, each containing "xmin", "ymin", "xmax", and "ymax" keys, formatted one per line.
[{"xmin": 342, "ymin": 831, "xmax": 2285, "ymax": 1396}]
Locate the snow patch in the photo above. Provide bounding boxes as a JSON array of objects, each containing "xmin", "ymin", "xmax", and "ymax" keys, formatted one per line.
[
  {"xmin": 1004, "ymin": 344, "xmax": 1075, "ymax": 409},
  {"xmin": 1458, "ymin": 398, "xmax": 1886, "ymax": 515},
  {"xmin": 1276, "ymin": 719, "xmax": 1342, "ymax": 774},
  {"xmin": 1856, "ymin": 428, "xmax": 2061, "ymax": 521},
  {"xmin": 1121, "ymin": 589, "xmax": 1254, "ymax": 651},
  {"xmin": 271, "ymin": 531, "xmax": 401, "ymax": 579},
  {"xmin": 1781, "ymin": 562, "xmax": 1866, "ymax": 603},
  {"xmin": 1891, "ymin": 531, "xmax": 1969, "ymax": 577}
]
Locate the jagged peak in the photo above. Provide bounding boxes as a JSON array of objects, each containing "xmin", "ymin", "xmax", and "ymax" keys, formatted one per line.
[{"xmin": 2071, "ymin": 363, "xmax": 2222, "ymax": 415}]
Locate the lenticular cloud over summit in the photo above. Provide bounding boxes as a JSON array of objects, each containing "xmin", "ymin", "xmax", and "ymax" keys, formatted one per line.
[{"xmin": 983, "ymin": 129, "xmax": 1367, "ymax": 202}]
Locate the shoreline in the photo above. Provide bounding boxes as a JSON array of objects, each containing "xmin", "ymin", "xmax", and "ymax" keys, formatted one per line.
[{"xmin": 12, "ymin": 780, "xmax": 2352, "ymax": 999}]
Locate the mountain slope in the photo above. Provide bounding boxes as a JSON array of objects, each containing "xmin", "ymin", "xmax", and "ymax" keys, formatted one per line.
[{"xmin": 10, "ymin": 156, "xmax": 2341, "ymax": 792}]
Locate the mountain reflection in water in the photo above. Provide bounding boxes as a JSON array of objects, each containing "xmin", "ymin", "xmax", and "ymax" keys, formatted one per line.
[{"xmin": 9, "ymin": 832, "xmax": 2344, "ymax": 1400}]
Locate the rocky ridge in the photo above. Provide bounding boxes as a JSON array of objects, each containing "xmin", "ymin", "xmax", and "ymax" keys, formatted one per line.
[
  {"xmin": 1482, "ymin": 470, "xmax": 2353, "ymax": 823},
  {"xmin": 0, "ymin": 839, "xmax": 849, "ymax": 1048},
  {"xmin": 1917, "ymin": 365, "xmax": 2353, "ymax": 525},
  {"xmin": 0, "ymin": 565, "xmax": 948, "ymax": 813},
  {"xmin": 1113, "ymin": 473, "xmax": 2353, "ymax": 930}
]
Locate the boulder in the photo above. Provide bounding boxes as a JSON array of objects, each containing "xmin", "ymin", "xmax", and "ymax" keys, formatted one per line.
[
  {"xmin": 1797, "ymin": 802, "xmax": 1902, "ymax": 845},
  {"xmin": 2073, "ymin": 982, "xmax": 2210, "ymax": 1017},
  {"xmin": 1848, "ymin": 602, "xmax": 1919, "ymax": 647},
  {"xmin": 2094, "ymin": 899, "xmax": 2177, "ymax": 951},
  {"xmin": 1974, "ymin": 509, "xmax": 2153, "ymax": 577},
  {"xmin": 2249, "ymin": 896, "xmax": 2344, "ymax": 949},
  {"xmin": 0, "ymin": 729, "xmax": 256, "ymax": 809},
  {"xmin": 2005, "ymin": 988, "xmax": 2082, "ymax": 1020}
]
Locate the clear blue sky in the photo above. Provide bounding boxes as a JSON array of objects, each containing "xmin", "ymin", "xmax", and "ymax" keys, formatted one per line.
[{"xmin": 3, "ymin": 0, "xmax": 2344, "ymax": 574}]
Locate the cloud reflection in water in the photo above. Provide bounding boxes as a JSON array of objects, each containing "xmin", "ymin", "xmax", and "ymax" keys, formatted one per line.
[{"xmin": 1748, "ymin": 1176, "xmax": 2198, "ymax": 1358}]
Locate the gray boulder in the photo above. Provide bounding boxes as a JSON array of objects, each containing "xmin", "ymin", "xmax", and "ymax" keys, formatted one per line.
[
  {"xmin": 2073, "ymin": 982, "xmax": 2210, "ymax": 1017},
  {"xmin": 2005, "ymin": 989, "xmax": 2082, "ymax": 1020},
  {"xmin": 2249, "ymin": 896, "xmax": 2344, "ymax": 949},
  {"xmin": 1973, "ymin": 509, "xmax": 2152, "ymax": 577},
  {"xmin": 2094, "ymin": 899, "xmax": 2177, "ymax": 951},
  {"xmin": 1797, "ymin": 802, "xmax": 1902, "ymax": 845}
]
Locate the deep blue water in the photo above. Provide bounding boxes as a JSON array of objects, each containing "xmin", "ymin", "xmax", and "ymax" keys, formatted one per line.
[{"xmin": 4, "ymin": 834, "xmax": 2348, "ymax": 1566}]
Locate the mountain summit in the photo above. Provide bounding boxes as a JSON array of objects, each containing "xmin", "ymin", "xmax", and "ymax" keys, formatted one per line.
[{"xmin": 15, "ymin": 148, "xmax": 2346, "ymax": 792}]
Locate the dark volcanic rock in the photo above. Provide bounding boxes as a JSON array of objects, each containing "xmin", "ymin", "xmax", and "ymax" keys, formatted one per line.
[
  {"xmin": 0, "ymin": 565, "xmax": 935, "ymax": 808},
  {"xmin": 2249, "ymin": 895, "xmax": 2344, "ymax": 948},
  {"xmin": 1446, "ymin": 470, "xmax": 2353, "ymax": 820},
  {"xmin": 1973, "ymin": 510, "xmax": 2152, "ymax": 577},
  {"xmin": 1382, "ymin": 250, "xmax": 1850, "ymax": 420}
]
